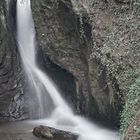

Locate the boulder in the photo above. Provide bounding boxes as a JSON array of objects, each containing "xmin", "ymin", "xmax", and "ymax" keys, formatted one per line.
[{"xmin": 33, "ymin": 125, "xmax": 78, "ymax": 140}]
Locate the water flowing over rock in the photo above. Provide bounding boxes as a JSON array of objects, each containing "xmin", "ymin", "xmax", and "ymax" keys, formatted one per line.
[
  {"xmin": 0, "ymin": 0, "xmax": 122, "ymax": 126},
  {"xmin": 15, "ymin": 0, "xmax": 118, "ymax": 140},
  {"xmin": 0, "ymin": 0, "xmax": 139, "ymax": 139},
  {"xmin": 31, "ymin": 0, "xmax": 121, "ymax": 126}
]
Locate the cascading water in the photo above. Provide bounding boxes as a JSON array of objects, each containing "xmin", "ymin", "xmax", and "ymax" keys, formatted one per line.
[
  {"xmin": 16, "ymin": 0, "xmax": 119, "ymax": 140},
  {"xmin": 16, "ymin": 0, "xmax": 71, "ymax": 118}
]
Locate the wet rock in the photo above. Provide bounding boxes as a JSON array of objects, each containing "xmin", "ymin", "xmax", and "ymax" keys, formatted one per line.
[
  {"xmin": 33, "ymin": 125, "xmax": 78, "ymax": 140},
  {"xmin": 0, "ymin": 0, "xmax": 26, "ymax": 121},
  {"xmin": 31, "ymin": 0, "xmax": 121, "ymax": 127},
  {"xmin": 31, "ymin": 0, "xmax": 91, "ymax": 116}
]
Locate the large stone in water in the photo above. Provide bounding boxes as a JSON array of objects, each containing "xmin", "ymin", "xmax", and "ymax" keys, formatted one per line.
[{"xmin": 33, "ymin": 125, "xmax": 78, "ymax": 140}]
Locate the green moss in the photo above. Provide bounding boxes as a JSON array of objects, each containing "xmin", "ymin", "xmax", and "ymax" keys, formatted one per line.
[
  {"xmin": 134, "ymin": 0, "xmax": 140, "ymax": 17},
  {"xmin": 134, "ymin": 127, "xmax": 140, "ymax": 135},
  {"xmin": 120, "ymin": 77, "xmax": 140, "ymax": 135}
]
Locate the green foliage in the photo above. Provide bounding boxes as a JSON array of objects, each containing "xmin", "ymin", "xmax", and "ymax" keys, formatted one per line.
[
  {"xmin": 120, "ymin": 77, "xmax": 140, "ymax": 134},
  {"xmin": 133, "ymin": 0, "xmax": 140, "ymax": 17},
  {"xmin": 123, "ymin": 69, "xmax": 139, "ymax": 85},
  {"xmin": 134, "ymin": 127, "xmax": 140, "ymax": 135}
]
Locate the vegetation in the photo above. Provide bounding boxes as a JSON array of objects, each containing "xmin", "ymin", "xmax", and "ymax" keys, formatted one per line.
[
  {"xmin": 76, "ymin": 0, "xmax": 140, "ymax": 139},
  {"xmin": 134, "ymin": 0, "xmax": 140, "ymax": 17},
  {"xmin": 120, "ymin": 77, "xmax": 140, "ymax": 138}
]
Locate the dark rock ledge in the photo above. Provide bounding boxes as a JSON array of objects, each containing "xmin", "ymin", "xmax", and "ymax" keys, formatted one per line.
[{"xmin": 33, "ymin": 125, "xmax": 78, "ymax": 140}]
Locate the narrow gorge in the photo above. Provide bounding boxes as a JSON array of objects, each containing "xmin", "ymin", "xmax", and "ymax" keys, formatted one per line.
[{"xmin": 0, "ymin": 0, "xmax": 139, "ymax": 140}]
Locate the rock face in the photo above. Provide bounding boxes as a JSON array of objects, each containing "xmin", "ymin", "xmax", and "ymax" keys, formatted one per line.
[
  {"xmin": 0, "ymin": 0, "xmax": 26, "ymax": 121},
  {"xmin": 71, "ymin": 0, "xmax": 140, "ymax": 139},
  {"xmin": 33, "ymin": 125, "xmax": 78, "ymax": 140},
  {"xmin": 0, "ymin": 0, "xmax": 77, "ymax": 120},
  {"xmin": 31, "ymin": 0, "xmax": 91, "ymax": 116},
  {"xmin": 31, "ymin": 0, "xmax": 121, "ymax": 126}
]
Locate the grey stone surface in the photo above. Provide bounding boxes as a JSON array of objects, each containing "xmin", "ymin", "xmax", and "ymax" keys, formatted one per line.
[
  {"xmin": 0, "ymin": 0, "xmax": 26, "ymax": 121},
  {"xmin": 31, "ymin": 0, "xmax": 121, "ymax": 126},
  {"xmin": 33, "ymin": 125, "xmax": 78, "ymax": 140}
]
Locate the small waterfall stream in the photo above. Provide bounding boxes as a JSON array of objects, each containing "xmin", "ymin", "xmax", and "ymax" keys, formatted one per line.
[{"xmin": 14, "ymin": 0, "xmax": 119, "ymax": 140}]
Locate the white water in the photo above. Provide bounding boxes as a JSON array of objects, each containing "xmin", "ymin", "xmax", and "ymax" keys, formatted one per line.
[{"xmin": 16, "ymin": 0, "xmax": 119, "ymax": 140}]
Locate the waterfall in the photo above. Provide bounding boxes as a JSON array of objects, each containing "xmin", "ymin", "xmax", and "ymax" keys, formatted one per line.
[
  {"xmin": 16, "ymin": 0, "xmax": 119, "ymax": 140},
  {"xmin": 16, "ymin": 0, "xmax": 72, "ymax": 118}
]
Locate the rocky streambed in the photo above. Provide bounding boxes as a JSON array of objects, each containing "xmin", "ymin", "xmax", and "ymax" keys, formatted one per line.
[
  {"xmin": 0, "ymin": 121, "xmax": 78, "ymax": 140},
  {"xmin": 0, "ymin": 132, "xmax": 43, "ymax": 140}
]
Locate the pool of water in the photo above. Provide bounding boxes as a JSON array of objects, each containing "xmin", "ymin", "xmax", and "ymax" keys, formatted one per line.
[{"xmin": 0, "ymin": 118, "xmax": 119, "ymax": 140}]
